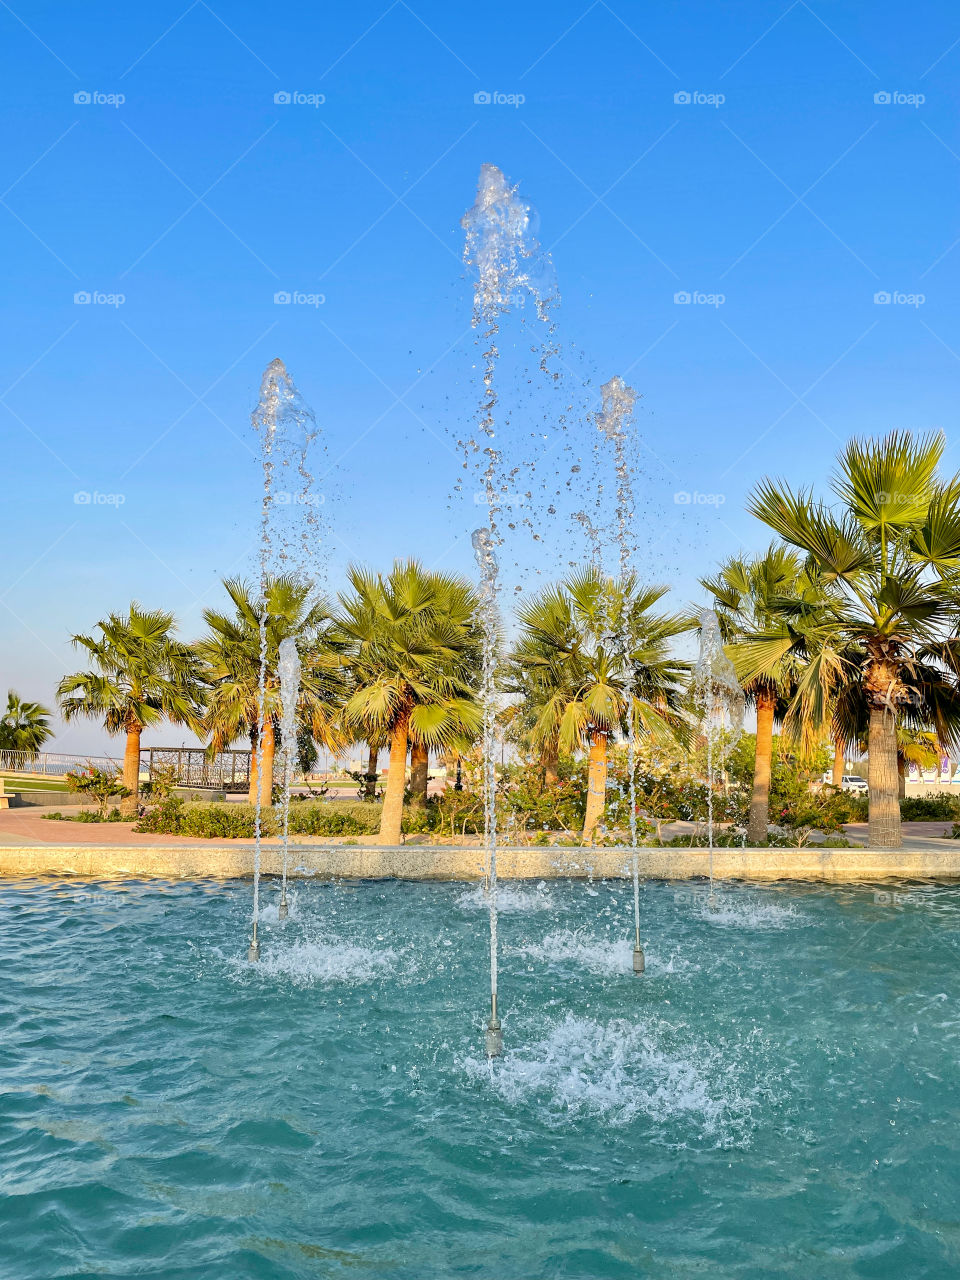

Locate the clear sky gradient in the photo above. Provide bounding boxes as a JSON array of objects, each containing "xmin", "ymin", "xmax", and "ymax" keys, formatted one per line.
[{"xmin": 3, "ymin": 0, "xmax": 959, "ymax": 752}]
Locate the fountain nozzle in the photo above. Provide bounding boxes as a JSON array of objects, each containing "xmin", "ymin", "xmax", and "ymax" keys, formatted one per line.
[
  {"xmin": 485, "ymin": 991, "xmax": 503, "ymax": 1058},
  {"xmin": 485, "ymin": 1016, "xmax": 503, "ymax": 1059},
  {"xmin": 247, "ymin": 920, "xmax": 261, "ymax": 963},
  {"xmin": 633, "ymin": 946, "xmax": 645, "ymax": 974},
  {"xmin": 278, "ymin": 894, "xmax": 288, "ymax": 921}
]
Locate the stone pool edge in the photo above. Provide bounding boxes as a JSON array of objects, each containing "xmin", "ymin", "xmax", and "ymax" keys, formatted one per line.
[{"xmin": 3, "ymin": 844, "xmax": 960, "ymax": 882}]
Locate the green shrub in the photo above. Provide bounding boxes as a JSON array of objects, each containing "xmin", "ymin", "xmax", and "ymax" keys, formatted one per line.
[
  {"xmin": 65, "ymin": 766, "xmax": 131, "ymax": 817},
  {"xmin": 901, "ymin": 794, "xmax": 960, "ymax": 820},
  {"xmin": 135, "ymin": 797, "xmax": 189, "ymax": 834},
  {"xmin": 136, "ymin": 798, "xmax": 389, "ymax": 839}
]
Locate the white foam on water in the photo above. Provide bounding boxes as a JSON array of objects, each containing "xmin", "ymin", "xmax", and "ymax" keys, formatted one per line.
[
  {"xmin": 258, "ymin": 896, "xmax": 300, "ymax": 924},
  {"xmin": 692, "ymin": 893, "xmax": 806, "ymax": 930},
  {"xmin": 456, "ymin": 882, "xmax": 555, "ymax": 914},
  {"xmin": 509, "ymin": 929, "xmax": 634, "ymax": 975},
  {"xmin": 238, "ymin": 939, "xmax": 398, "ymax": 986},
  {"xmin": 464, "ymin": 1013, "xmax": 758, "ymax": 1142}
]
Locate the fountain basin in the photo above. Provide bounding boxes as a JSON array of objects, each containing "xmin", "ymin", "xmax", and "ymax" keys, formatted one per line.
[
  {"xmin": 4, "ymin": 843, "xmax": 960, "ymax": 882},
  {"xmin": 2, "ymin": 876, "xmax": 959, "ymax": 1277}
]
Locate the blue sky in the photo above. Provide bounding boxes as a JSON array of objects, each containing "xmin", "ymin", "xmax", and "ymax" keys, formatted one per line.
[{"xmin": 3, "ymin": 0, "xmax": 959, "ymax": 752}]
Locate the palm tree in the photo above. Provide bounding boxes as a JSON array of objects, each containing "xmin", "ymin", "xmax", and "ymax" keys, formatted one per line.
[
  {"xmin": 748, "ymin": 431, "xmax": 960, "ymax": 848},
  {"xmin": 57, "ymin": 605, "xmax": 206, "ymax": 807},
  {"xmin": 198, "ymin": 576, "xmax": 345, "ymax": 804},
  {"xmin": 335, "ymin": 560, "xmax": 482, "ymax": 845},
  {"xmin": 511, "ymin": 567, "xmax": 690, "ymax": 843},
  {"xmin": 895, "ymin": 727, "xmax": 940, "ymax": 799},
  {"xmin": 701, "ymin": 544, "xmax": 815, "ymax": 844},
  {"xmin": 0, "ymin": 690, "xmax": 54, "ymax": 759}
]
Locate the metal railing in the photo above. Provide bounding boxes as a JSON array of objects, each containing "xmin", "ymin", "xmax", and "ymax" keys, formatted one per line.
[{"xmin": 0, "ymin": 750, "xmax": 121, "ymax": 777}]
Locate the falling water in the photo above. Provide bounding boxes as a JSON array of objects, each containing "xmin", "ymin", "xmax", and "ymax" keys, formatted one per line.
[
  {"xmin": 472, "ymin": 527, "xmax": 501, "ymax": 1057},
  {"xmin": 594, "ymin": 375, "xmax": 645, "ymax": 970},
  {"xmin": 461, "ymin": 164, "xmax": 560, "ymax": 1055},
  {"xmin": 248, "ymin": 358, "xmax": 320, "ymax": 962},
  {"xmin": 693, "ymin": 608, "xmax": 745, "ymax": 900},
  {"xmin": 277, "ymin": 636, "xmax": 302, "ymax": 920}
]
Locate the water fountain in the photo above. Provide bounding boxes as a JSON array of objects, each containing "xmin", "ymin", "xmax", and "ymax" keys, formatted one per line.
[
  {"xmin": 594, "ymin": 374, "xmax": 645, "ymax": 973},
  {"xmin": 276, "ymin": 636, "xmax": 302, "ymax": 920},
  {"xmin": 693, "ymin": 608, "xmax": 745, "ymax": 901},
  {"xmin": 461, "ymin": 165, "xmax": 561, "ymax": 1057},
  {"xmin": 247, "ymin": 358, "xmax": 320, "ymax": 962}
]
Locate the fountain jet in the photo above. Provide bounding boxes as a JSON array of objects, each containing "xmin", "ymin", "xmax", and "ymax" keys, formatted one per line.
[
  {"xmin": 247, "ymin": 358, "xmax": 320, "ymax": 961},
  {"xmin": 277, "ymin": 635, "xmax": 302, "ymax": 919},
  {"xmin": 594, "ymin": 375, "xmax": 646, "ymax": 973},
  {"xmin": 693, "ymin": 608, "xmax": 745, "ymax": 902}
]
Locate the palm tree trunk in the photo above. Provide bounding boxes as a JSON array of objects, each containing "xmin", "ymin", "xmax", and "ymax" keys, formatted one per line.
[
  {"xmin": 543, "ymin": 739, "xmax": 559, "ymax": 788},
  {"xmin": 832, "ymin": 736, "xmax": 845, "ymax": 788},
  {"xmin": 582, "ymin": 730, "xmax": 608, "ymax": 843},
  {"xmin": 364, "ymin": 743, "xmax": 379, "ymax": 798},
  {"xmin": 868, "ymin": 706, "xmax": 901, "ymax": 848},
  {"xmin": 122, "ymin": 723, "xmax": 141, "ymax": 813},
  {"xmin": 898, "ymin": 756, "xmax": 906, "ymax": 800},
  {"xmin": 380, "ymin": 714, "xmax": 409, "ymax": 844},
  {"xmin": 409, "ymin": 742, "xmax": 428, "ymax": 806},
  {"xmin": 260, "ymin": 718, "xmax": 276, "ymax": 803},
  {"xmin": 247, "ymin": 726, "xmax": 259, "ymax": 804},
  {"xmin": 747, "ymin": 694, "xmax": 775, "ymax": 844},
  {"xmin": 248, "ymin": 743, "xmax": 259, "ymax": 805}
]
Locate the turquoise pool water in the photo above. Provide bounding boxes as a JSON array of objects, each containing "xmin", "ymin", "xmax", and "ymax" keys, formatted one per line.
[{"xmin": 2, "ymin": 876, "xmax": 959, "ymax": 1278}]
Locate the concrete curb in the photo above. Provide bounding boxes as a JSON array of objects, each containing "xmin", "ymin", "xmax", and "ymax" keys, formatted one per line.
[{"xmin": 2, "ymin": 844, "xmax": 960, "ymax": 882}]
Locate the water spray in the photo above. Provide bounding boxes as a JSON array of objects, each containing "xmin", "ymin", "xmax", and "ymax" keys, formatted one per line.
[
  {"xmin": 595, "ymin": 375, "xmax": 646, "ymax": 973},
  {"xmin": 246, "ymin": 358, "xmax": 319, "ymax": 960},
  {"xmin": 473, "ymin": 529, "xmax": 503, "ymax": 1059},
  {"xmin": 277, "ymin": 636, "xmax": 302, "ymax": 920},
  {"xmin": 693, "ymin": 608, "xmax": 745, "ymax": 908}
]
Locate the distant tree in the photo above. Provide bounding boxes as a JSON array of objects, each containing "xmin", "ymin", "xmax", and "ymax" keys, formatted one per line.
[
  {"xmin": 0, "ymin": 690, "xmax": 53, "ymax": 758},
  {"xmin": 57, "ymin": 605, "xmax": 206, "ymax": 810}
]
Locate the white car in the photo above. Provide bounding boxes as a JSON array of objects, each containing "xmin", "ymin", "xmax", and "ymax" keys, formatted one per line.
[{"xmin": 841, "ymin": 775, "xmax": 868, "ymax": 793}]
